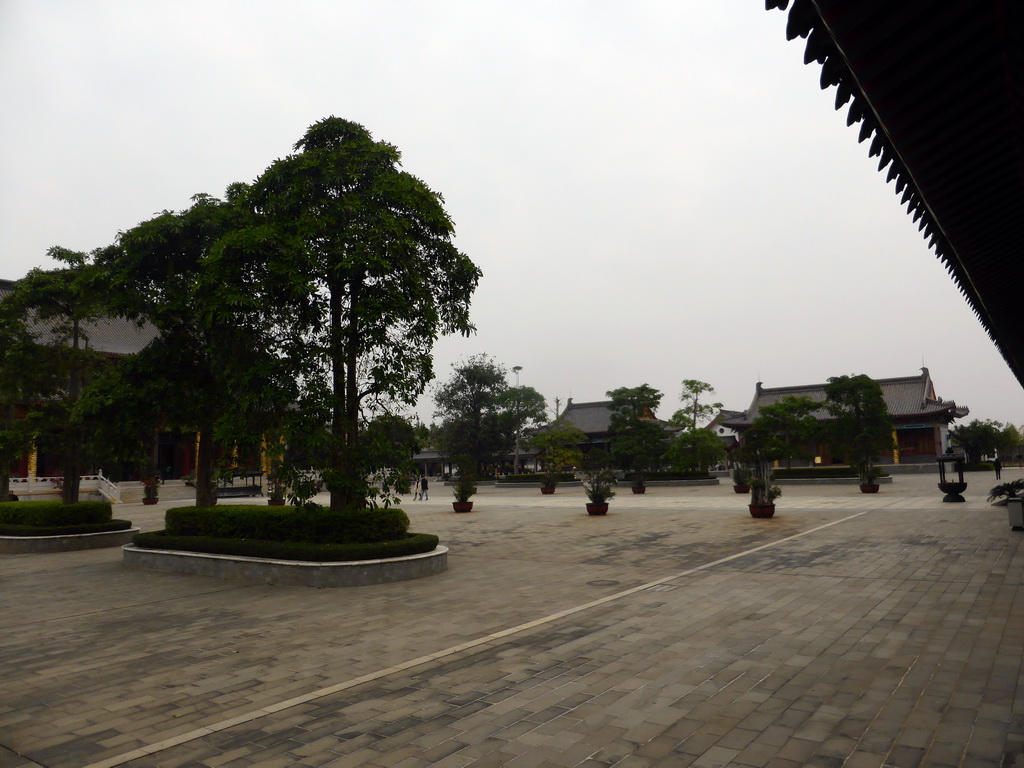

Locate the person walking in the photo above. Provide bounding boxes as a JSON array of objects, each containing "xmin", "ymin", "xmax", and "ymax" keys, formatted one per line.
[
  {"xmin": 994, "ymin": 457, "xmax": 1003, "ymax": 479},
  {"xmin": 413, "ymin": 475, "xmax": 422, "ymax": 500},
  {"xmin": 420, "ymin": 475, "xmax": 429, "ymax": 501}
]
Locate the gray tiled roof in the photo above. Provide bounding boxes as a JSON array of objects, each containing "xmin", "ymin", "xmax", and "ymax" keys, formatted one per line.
[
  {"xmin": 560, "ymin": 400, "xmax": 614, "ymax": 435},
  {"xmin": 724, "ymin": 368, "xmax": 968, "ymax": 427},
  {"xmin": 1, "ymin": 277, "xmax": 159, "ymax": 356}
]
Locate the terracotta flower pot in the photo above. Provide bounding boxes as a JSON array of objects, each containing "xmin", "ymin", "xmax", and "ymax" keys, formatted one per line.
[
  {"xmin": 748, "ymin": 503, "xmax": 775, "ymax": 518},
  {"xmin": 540, "ymin": 487, "xmax": 556, "ymax": 495},
  {"xmin": 452, "ymin": 501, "xmax": 474, "ymax": 513},
  {"xmin": 859, "ymin": 484, "xmax": 880, "ymax": 494},
  {"xmin": 268, "ymin": 498, "xmax": 286, "ymax": 506},
  {"xmin": 586, "ymin": 503, "xmax": 609, "ymax": 515},
  {"xmin": 733, "ymin": 485, "xmax": 750, "ymax": 494},
  {"xmin": 142, "ymin": 497, "xmax": 158, "ymax": 506},
  {"xmin": 631, "ymin": 486, "xmax": 646, "ymax": 494}
]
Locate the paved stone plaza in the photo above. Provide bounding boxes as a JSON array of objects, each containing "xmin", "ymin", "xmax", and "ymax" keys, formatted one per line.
[{"xmin": 2, "ymin": 473, "xmax": 1023, "ymax": 768}]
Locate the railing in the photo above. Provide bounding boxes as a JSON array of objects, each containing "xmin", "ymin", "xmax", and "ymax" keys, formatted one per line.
[
  {"xmin": 96, "ymin": 471, "xmax": 122, "ymax": 503},
  {"xmin": 8, "ymin": 473, "xmax": 121, "ymax": 503}
]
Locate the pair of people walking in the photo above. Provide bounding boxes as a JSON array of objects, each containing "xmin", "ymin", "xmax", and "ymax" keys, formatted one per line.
[{"xmin": 413, "ymin": 474, "xmax": 429, "ymax": 500}]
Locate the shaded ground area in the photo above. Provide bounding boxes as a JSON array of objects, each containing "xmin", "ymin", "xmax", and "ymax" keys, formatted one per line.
[{"xmin": 1, "ymin": 473, "xmax": 1022, "ymax": 767}]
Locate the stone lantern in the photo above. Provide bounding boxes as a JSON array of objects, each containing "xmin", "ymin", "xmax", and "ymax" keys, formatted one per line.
[{"xmin": 936, "ymin": 448, "xmax": 966, "ymax": 502}]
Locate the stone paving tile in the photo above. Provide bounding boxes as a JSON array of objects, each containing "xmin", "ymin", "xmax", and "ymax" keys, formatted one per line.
[{"xmin": 3, "ymin": 475, "xmax": 1024, "ymax": 767}]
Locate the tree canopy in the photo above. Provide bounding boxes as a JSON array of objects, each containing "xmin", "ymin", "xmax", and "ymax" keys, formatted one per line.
[
  {"xmin": 433, "ymin": 354, "xmax": 510, "ymax": 474},
  {"xmin": 950, "ymin": 419, "xmax": 1018, "ymax": 464},
  {"xmin": 238, "ymin": 117, "xmax": 480, "ymax": 510},
  {"xmin": 671, "ymin": 379, "xmax": 722, "ymax": 430},
  {"xmin": 824, "ymin": 374, "xmax": 894, "ymax": 481},
  {"xmin": 607, "ymin": 384, "xmax": 668, "ymax": 484}
]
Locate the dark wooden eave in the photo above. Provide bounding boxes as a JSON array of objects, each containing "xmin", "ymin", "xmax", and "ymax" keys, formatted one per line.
[{"xmin": 767, "ymin": 1, "xmax": 1024, "ymax": 386}]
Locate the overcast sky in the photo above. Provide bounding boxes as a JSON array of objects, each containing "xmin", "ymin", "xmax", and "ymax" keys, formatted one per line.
[{"xmin": 2, "ymin": 1, "xmax": 1020, "ymax": 427}]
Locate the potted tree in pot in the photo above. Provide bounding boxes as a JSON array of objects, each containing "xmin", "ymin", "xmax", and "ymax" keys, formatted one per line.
[
  {"xmin": 736, "ymin": 413, "xmax": 786, "ymax": 518},
  {"xmin": 581, "ymin": 451, "xmax": 616, "ymax": 515},
  {"xmin": 606, "ymin": 385, "xmax": 668, "ymax": 495},
  {"xmin": 530, "ymin": 418, "xmax": 585, "ymax": 495},
  {"xmin": 824, "ymin": 374, "xmax": 894, "ymax": 494},
  {"xmin": 142, "ymin": 474, "xmax": 161, "ymax": 505},
  {"xmin": 452, "ymin": 456, "xmax": 477, "ymax": 513},
  {"xmin": 731, "ymin": 466, "xmax": 751, "ymax": 494}
]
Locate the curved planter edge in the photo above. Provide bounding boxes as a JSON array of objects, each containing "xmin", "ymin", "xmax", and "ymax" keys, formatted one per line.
[
  {"xmin": 122, "ymin": 544, "xmax": 449, "ymax": 587},
  {"xmin": 0, "ymin": 527, "xmax": 140, "ymax": 554}
]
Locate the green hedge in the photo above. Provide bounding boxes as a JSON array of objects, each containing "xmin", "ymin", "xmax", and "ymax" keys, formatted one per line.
[
  {"xmin": 774, "ymin": 467, "xmax": 861, "ymax": 479},
  {"xmin": 164, "ymin": 504, "xmax": 409, "ymax": 544},
  {"xmin": 0, "ymin": 519, "xmax": 133, "ymax": 537},
  {"xmin": 965, "ymin": 463, "xmax": 995, "ymax": 472},
  {"xmin": 624, "ymin": 471, "xmax": 712, "ymax": 481},
  {"xmin": 0, "ymin": 501, "xmax": 113, "ymax": 527},
  {"xmin": 499, "ymin": 473, "xmax": 576, "ymax": 483},
  {"xmin": 132, "ymin": 530, "xmax": 439, "ymax": 562}
]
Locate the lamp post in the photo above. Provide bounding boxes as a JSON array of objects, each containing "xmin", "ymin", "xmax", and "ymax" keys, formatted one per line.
[{"xmin": 936, "ymin": 448, "xmax": 967, "ymax": 502}]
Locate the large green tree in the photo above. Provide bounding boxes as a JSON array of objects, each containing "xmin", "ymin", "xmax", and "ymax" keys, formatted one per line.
[
  {"xmin": 824, "ymin": 374, "xmax": 894, "ymax": 482},
  {"xmin": 241, "ymin": 117, "xmax": 480, "ymax": 510},
  {"xmin": 754, "ymin": 395, "xmax": 820, "ymax": 469},
  {"xmin": 496, "ymin": 384, "xmax": 547, "ymax": 474},
  {"xmin": 99, "ymin": 192, "xmax": 284, "ymax": 506},
  {"xmin": 530, "ymin": 418, "xmax": 586, "ymax": 483},
  {"xmin": 607, "ymin": 384, "xmax": 668, "ymax": 486},
  {"xmin": 671, "ymin": 379, "xmax": 723, "ymax": 430},
  {"xmin": 0, "ymin": 305, "xmax": 60, "ymax": 501},
  {"xmin": 949, "ymin": 419, "xmax": 1015, "ymax": 464},
  {"xmin": 433, "ymin": 354, "xmax": 509, "ymax": 474},
  {"xmin": 8, "ymin": 250, "xmax": 110, "ymax": 503},
  {"xmin": 667, "ymin": 427, "xmax": 727, "ymax": 472}
]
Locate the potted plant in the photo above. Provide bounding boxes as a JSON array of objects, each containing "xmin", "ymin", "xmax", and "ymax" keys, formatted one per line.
[
  {"xmin": 267, "ymin": 472, "xmax": 287, "ymax": 506},
  {"xmin": 824, "ymin": 375, "xmax": 894, "ymax": 496},
  {"xmin": 142, "ymin": 474, "xmax": 161, "ymax": 505},
  {"xmin": 855, "ymin": 461, "xmax": 881, "ymax": 493},
  {"xmin": 731, "ymin": 466, "xmax": 751, "ymax": 494},
  {"xmin": 748, "ymin": 473, "xmax": 781, "ymax": 517},
  {"xmin": 988, "ymin": 479, "xmax": 1024, "ymax": 505},
  {"xmin": 581, "ymin": 452, "xmax": 616, "ymax": 515},
  {"xmin": 607, "ymin": 385, "xmax": 667, "ymax": 498},
  {"xmin": 736, "ymin": 417, "xmax": 785, "ymax": 518},
  {"xmin": 452, "ymin": 457, "xmax": 476, "ymax": 512},
  {"xmin": 531, "ymin": 418, "xmax": 585, "ymax": 496}
]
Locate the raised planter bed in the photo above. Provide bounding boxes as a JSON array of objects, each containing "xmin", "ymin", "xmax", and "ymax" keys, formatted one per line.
[
  {"xmin": 1, "ymin": 527, "xmax": 140, "ymax": 554},
  {"xmin": 123, "ymin": 544, "xmax": 448, "ymax": 587}
]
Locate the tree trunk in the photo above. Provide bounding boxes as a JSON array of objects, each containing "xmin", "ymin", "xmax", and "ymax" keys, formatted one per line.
[
  {"xmin": 195, "ymin": 426, "xmax": 217, "ymax": 507},
  {"xmin": 62, "ymin": 318, "xmax": 82, "ymax": 505},
  {"xmin": 1, "ymin": 404, "xmax": 15, "ymax": 501}
]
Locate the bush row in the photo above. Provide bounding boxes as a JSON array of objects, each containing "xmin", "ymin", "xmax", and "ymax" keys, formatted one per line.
[
  {"xmin": 164, "ymin": 505, "xmax": 410, "ymax": 544},
  {"xmin": 132, "ymin": 531, "xmax": 439, "ymax": 562},
  {"xmin": 624, "ymin": 471, "xmax": 712, "ymax": 481},
  {"xmin": 499, "ymin": 473, "xmax": 576, "ymax": 483},
  {"xmin": 0, "ymin": 519, "xmax": 133, "ymax": 537},
  {"xmin": 773, "ymin": 467, "xmax": 860, "ymax": 479},
  {"xmin": 0, "ymin": 501, "xmax": 113, "ymax": 527}
]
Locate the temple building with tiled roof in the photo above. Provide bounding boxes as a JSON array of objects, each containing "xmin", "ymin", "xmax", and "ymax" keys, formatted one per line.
[{"xmin": 723, "ymin": 368, "xmax": 968, "ymax": 465}]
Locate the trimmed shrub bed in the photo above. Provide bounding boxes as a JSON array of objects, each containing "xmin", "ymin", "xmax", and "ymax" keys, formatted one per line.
[
  {"xmin": 133, "ymin": 504, "xmax": 442, "ymax": 564},
  {"xmin": 772, "ymin": 467, "xmax": 890, "ymax": 479},
  {"xmin": 498, "ymin": 473, "xmax": 576, "ymax": 484},
  {"xmin": 0, "ymin": 500, "xmax": 114, "ymax": 527},
  {"xmin": 132, "ymin": 530, "xmax": 440, "ymax": 562},
  {"xmin": 164, "ymin": 504, "xmax": 409, "ymax": 543},
  {"xmin": 624, "ymin": 471, "xmax": 712, "ymax": 481}
]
